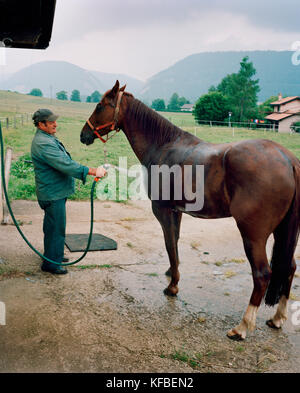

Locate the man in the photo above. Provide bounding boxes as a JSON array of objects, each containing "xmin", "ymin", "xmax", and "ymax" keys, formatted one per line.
[{"xmin": 31, "ymin": 108, "xmax": 106, "ymax": 275}]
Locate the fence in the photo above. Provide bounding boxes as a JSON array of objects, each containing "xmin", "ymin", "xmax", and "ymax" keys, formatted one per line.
[
  {"xmin": 0, "ymin": 146, "xmax": 12, "ymax": 224},
  {"xmin": 0, "ymin": 114, "xmax": 31, "ymax": 129},
  {"xmin": 195, "ymin": 119, "xmax": 276, "ymax": 131},
  {"xmin": 0, "ymin": 113, "xmax": 31, "ymax": 130}
]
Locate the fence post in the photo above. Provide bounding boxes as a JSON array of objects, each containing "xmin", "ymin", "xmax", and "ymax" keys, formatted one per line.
[
  {"xmin": 0, "ymin": 161, "xmax": 3, "ymax": 223},
  {"xmin": 6, "ymin": 118, "xmax": 9, "ymax": 129},
  {"xmin": 1, "ymin": 147, "xmax": 12, "ymax": 224}
]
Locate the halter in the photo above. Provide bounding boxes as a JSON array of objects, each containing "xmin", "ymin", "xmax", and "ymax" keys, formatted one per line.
[{"xmin": 85, "ymin": 91, "xmax": 124, "ymax": 143}]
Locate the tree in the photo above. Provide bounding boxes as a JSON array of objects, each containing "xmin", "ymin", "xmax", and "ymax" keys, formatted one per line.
[
  {"xmin": 70, "ymin": 89, "xmax": 81, "ymax": 102},
  {"xmin": 193, "ymin": 92, "xmax": 229, "ymax": 123},
  {"xmin": 167, "ymin": 93, "xmax": 190, "ymax": 111},
  {"xmin": 29, "ymin": 88, "xmax": 43, "ymax": 97},
  {"xmin": 257, "ymin": 95, "xmax": 278, "ymax": 119},
  {"xmin": 178, "ymin": 96, "xmax": 190, "ymax": 107},
  {"xmin": 90, "ymin": 90, "xmax": 102, "ymax": 103},
  {"xmin": 167, "ymin": 93, "xmax": 181, "ymax": 111},
  {"xmin": 292, "ymin": 121, "xmax": 300, "ymax": 133},
  {"xmin": 86, "ymin": 96, "xmax": 92, "ymax": 103},
  {"xmin": 216, "ymin": 56, "xmax": 260, "ymax": 122},
  {"xmin": 56, "ymin": 90, "xmax": 68, "ymax": 100},
  {"xmin": 151, "ymin": 98, "xmax": 166, "ymax": 111}
]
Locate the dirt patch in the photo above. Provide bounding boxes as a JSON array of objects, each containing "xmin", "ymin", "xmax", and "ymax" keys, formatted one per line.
[{"xmin": 0, "ymin": 199, "xmax": 300, "ymax": 373}]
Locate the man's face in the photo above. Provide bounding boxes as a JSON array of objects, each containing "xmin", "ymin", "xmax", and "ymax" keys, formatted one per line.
[{"xmin": 39, "ymin": 120, "xmax": 57, "ymax": 135}]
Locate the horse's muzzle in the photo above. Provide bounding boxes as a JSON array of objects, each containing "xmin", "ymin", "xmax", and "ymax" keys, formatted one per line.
[{"xmin": 80, "ymin": 127, "xmax": 95, "ymax": 145}]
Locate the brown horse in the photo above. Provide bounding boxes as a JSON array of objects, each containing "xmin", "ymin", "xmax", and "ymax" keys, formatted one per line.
[{"xmin": 80, "ymin": 81, "xmax": 299, "ymax": 340}]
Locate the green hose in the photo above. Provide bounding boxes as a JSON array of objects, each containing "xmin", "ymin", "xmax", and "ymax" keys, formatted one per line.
[{"xmin": 0, "ymin": 122, "xmax": 97, "ymax": 266}]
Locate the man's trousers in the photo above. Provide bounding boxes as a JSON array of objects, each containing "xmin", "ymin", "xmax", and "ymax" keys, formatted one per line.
[{"xmin": 38, "ymin": 198, "xmax": 67, "ymax": 268}]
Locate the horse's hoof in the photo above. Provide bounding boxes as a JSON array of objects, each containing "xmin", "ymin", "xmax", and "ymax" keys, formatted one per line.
[
  {"xmin": 227, "ymin": 333, "xmax": 244, "ymax": 341},
  {"xmin": 227, "ymin": 329, "xmax": 245, "ymax": 341},
  {"xmin": 266, "ymin": 319, "xmax": 281, "ymax": 329},
  {"xmin": 163, "ymin": 286, "xmax": 178, "ymax": 297}
]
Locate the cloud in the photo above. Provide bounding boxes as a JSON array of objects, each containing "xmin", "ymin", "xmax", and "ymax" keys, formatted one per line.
[
  {"xmin": 52, "ymin": 0, "xmax": 300, "ymax": 41},
  {"xmin": 2, "ymin": 1, "xmax": 300, "ymax": 80},
  {"xmin": 47, "ymin": 5, "xmax": 300, "ymax": 79}
]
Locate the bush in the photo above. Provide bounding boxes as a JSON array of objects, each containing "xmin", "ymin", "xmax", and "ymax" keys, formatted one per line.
[
  {"xmin": 9, "ymin": 153, "xmax": 36, "ymax": 199},
  {"xmin": 193, "ymin": 92, "xmax": 229, "ymax": 123}
]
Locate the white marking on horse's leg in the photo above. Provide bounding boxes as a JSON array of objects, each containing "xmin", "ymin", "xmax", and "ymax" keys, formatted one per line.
[
  {"xmin": 227, "ymin": 304, "xmax": 258, "ymax": 340},
  {"xmin": 270, "ymin": 296, "xmax": 288, "ymax": 328}
]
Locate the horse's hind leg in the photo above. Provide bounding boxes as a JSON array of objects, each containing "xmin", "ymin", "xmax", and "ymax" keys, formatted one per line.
[
  {"xmin": 152, "ymin": 202, "xmax": 182, "ymax": 296},
  {"xmin": 227, "ymin": 234, "xmax": 271, "ymax": 340},
  {"xmin": 266, "ymin": 220, "xmax": 298, "ymax": 329},
  {"xmin": 267, "ymin": 255, "xmax": 296, "ymax": 329}
]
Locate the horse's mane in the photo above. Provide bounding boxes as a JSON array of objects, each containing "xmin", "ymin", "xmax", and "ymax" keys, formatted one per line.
[{"xmin": 126, "ymin": 97, "xmax": 184, "ymax": 146}]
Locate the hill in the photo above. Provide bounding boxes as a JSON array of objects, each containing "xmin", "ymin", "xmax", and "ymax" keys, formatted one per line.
[
  {"xmin": 0, "ymin": 61, "xmax": 144, "ymax": 99},
  {"xmin": 139, "ymin": 51, "xmax": 300, "ymax": 103},
  {"xmin": 1, "ymin": 51, "xmax": 300, "ymax": 105},
  {"xmin": 90, "ymin": 70, "xmax": 144, "ymax": 96}
]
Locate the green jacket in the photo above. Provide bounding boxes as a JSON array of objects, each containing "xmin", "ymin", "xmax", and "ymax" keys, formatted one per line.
[{"xmin": 31, "ymin": 129, "xmax": 89, "ymax": 201}]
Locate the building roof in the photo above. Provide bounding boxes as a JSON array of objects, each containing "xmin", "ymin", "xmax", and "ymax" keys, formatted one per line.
[
  {"xmin": 0, "ymin": 0, "xmax": 56, "ymax": 49},
  {"xmin": 265, "ymin": 111, "xmax": 298, "ymax": 121},
  {"xmin": 181, "ymin": 104, "xmax": 194, "ymax": 109},
  {"xmin": 270, "ymin": 96, "xmax": 300, "ymax": 106}
]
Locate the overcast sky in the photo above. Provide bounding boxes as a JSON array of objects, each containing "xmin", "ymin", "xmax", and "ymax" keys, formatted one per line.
[{"xmin": 1, "ymin": 0, "xmax": 300, "ymax": 81}]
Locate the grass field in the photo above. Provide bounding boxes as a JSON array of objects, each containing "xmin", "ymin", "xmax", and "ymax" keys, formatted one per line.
[{"xmin": 1, "ymin": 90, "xmax": 300, "ymax": 200}]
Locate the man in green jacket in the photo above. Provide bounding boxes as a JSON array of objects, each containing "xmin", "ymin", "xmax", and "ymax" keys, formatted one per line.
[{"xmin": 31, "ymin": 108, "xmax": 106, "ymax": 275}]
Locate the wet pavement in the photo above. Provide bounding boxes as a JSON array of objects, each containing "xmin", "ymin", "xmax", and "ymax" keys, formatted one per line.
[{"xmin": 1, "ymin": 200, "xmax": 300, "ymax": 372}]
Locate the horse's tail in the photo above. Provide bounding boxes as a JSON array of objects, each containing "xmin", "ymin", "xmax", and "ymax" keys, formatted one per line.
[{"xmin": 265, "ymin": 163, "xmax": 300, "ymax": 306}]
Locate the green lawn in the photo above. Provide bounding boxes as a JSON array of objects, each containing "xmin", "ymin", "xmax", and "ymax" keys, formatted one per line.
[{"xmin": 1, "ymin": 90, "xmax": 300, "ymax": 200}]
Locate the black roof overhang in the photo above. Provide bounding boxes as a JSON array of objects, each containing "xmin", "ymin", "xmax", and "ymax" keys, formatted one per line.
[{"xmin": 0, "ymin": 0, "xmax": 56, "ymax": 49}]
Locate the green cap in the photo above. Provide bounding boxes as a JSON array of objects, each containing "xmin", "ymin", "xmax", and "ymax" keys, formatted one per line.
[{"xmin": 32, "ymin": 109, "xmax": 59, "ymax": 123}]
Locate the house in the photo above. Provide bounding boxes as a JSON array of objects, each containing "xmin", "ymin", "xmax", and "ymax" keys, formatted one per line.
[
  {"xmin": 265, "ymin": 94, "xmax": 300, "ymax": 133},
  {"xmin": 181, "ymin": 104, "xmax": 194, "ymax": 112}
]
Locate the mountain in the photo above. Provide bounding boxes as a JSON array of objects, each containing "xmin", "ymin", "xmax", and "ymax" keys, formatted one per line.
[
  {"xmin": 139, "ymin": 51, "xmax": 300, "ymax": 103},
  {"xmin": 0, "ymin": 61, "xmax": 144, "ymax": 99},
  {"xmin": 1, "ymin": 52, "xmax": 299, "ymax": 105},
  {"xmin": 90, "ymin": 70, "xmax": 144, "ymax": 95}
]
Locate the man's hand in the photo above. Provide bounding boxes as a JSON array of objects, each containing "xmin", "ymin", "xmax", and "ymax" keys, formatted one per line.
[
  {"xmin": 96, "ymin": 166, "xmax": 107, "ymax": 178},
  {"xmin": 88, "ymin": 166, "xmax": 107, "ymax": 178}
]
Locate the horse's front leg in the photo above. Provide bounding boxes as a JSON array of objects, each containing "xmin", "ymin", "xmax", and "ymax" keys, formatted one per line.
[{"xmin": 152, "ymin": 202, "xmax": 182, "ymax": 296}]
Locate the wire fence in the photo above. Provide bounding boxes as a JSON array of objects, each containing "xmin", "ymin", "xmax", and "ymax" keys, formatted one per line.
[
  {"xmin": 189, "ymin": 119, "xmax": 300, "ymax": 134},
  {"xmin": 1, "ymin": 111, "xmax": 300, "ymax": 134},
  {"xmin": 196, "ymin": 119, "xmax": 275, "ymax": 130},
  {"xmin": 0, "ymin": 113, "xmax": 32, "ymax": 129}
]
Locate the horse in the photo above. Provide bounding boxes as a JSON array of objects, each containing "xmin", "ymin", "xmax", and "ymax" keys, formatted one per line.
[{"xmin": 80, "ymin": 80, "xmax": 299, "ymax": 340}]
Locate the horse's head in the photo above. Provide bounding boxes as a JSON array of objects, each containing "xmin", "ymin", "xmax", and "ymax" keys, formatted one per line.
[{"xmin": 80, "ymin": 80, "xmax": 126, "ymax": 145}]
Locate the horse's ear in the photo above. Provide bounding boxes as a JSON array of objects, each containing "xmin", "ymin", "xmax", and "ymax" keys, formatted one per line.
[
  {"xmin": 112, "ymin": 80, "xmax": 120, "ymax": 94},
  {"xmin": 120, "ymin": 84, "xmax": 126, "ymax": 92},
  {"xmin": 107, "ymin": 80, "xmax": 120, "ymax": 99}
]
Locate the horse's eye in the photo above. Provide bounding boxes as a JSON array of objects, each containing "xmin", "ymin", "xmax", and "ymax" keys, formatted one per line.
[{"xmin": 96, "ymin": 103, "xmax": 103, "ymax": 112}]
